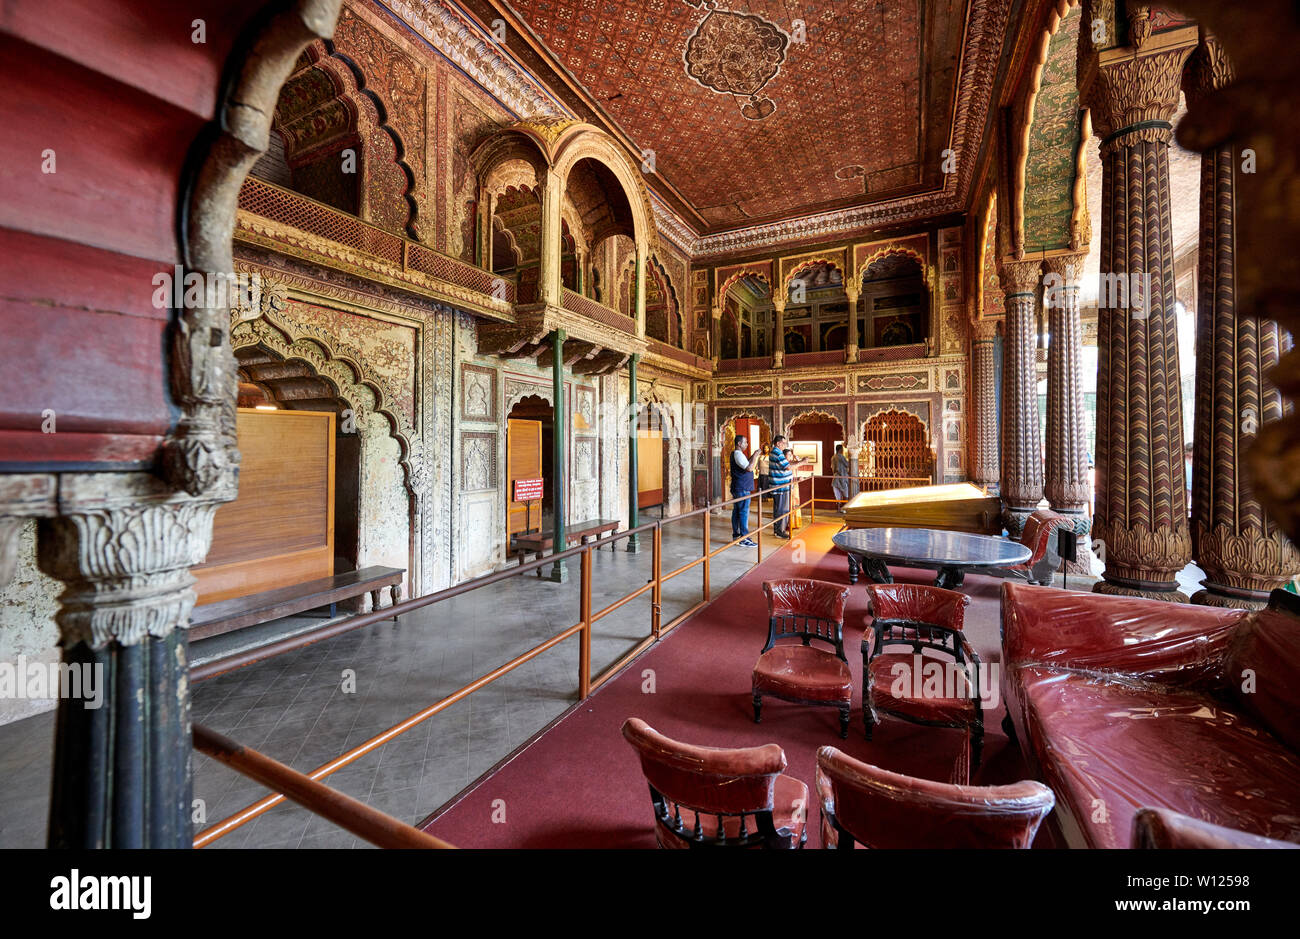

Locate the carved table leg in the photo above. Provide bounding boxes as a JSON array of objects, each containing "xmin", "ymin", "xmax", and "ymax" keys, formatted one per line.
[
  {"xmin": 935, "ymin": 567, "xmax": 965, "ymax": 590},
  {"xmin": 846, "ymin": 552, "xmax": 860, "ymax": 584},
  {"xmin": 862, "ymin": 558, "xmax": 893, "ymax": 584}
]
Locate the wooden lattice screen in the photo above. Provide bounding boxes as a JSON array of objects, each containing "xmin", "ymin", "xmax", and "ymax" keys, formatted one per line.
[{"xmin": 860, "ymin": 411, "xmax": 933, "ymax": 489}]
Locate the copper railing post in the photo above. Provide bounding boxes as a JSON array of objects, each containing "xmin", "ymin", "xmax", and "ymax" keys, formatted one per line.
[
  {"xmin": 651, "ymin": 524, "xmax": 662, "ymax": 639},
  {"xmin": 810, "ymin": 478, "xmax": 816, "ymax": 525},
  {"xmin": 579, "ymin": 546, "xmax": 592, "ymax": 699},
  {"xmin": 701, "ymin": 510, "xmax": 711, "ymax": 602},
  {"xmin": 755, "ymin": 486, "xmax": 763, "ymax": 562}
]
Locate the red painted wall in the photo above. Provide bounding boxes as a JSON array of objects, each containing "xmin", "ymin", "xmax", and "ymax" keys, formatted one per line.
[{"xmin": 0, "ymin": 0, "xmax": 269, "ymax": 467}]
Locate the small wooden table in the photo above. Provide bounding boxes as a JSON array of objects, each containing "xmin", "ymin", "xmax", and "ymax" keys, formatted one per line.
[{"xmin": 832, "ymin": 527, "xmax": 1031, "ymax": 589}]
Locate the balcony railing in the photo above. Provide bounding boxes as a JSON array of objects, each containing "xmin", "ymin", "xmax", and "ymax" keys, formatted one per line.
[
  {"xmin": 784, "ymin": 349, "xmax": 846, "ymax": 368},
  {"xmin": 716, "ymin": 355, "xmax": 774, "ymax": 372},
  {"xmin": 645, "ymin": 337, "xmax": 712, "ymax": 371},
  {"xmin": 560, "ymin": 287, "xmax": 636, "ymax": 333},
  {"xmin": 237, "ymin": 176, "xmax": 515, "ymax": 304},
  {"xmin": 858, "ymin": 342, "xmax": 927, "ymax": 363}
]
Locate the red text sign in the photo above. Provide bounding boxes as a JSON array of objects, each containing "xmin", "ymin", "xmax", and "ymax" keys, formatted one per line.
[{"xmin": 514, "ymin": 478, "xmax": 544, "ymax": 502}]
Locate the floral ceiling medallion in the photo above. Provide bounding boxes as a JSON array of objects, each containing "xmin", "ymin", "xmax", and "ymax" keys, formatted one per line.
[{"xmin": 682, "ymin": 1, "xmax": 790, "ymax": 121}]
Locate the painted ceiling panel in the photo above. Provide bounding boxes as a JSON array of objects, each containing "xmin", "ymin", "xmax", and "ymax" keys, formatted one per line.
[{"xmin": 500, "ymin": 0, "xmax": 966, "ymax": 231}]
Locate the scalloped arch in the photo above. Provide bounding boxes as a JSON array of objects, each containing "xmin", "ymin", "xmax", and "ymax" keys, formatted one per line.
[{"xmin": 231, "ymin": 312, "xmax": 422, "ymax": 498}]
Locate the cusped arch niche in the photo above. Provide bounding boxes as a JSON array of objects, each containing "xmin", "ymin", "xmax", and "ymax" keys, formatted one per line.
[{"xmin": 230, "ymin": 312, "xmax": 422, "ymax": 500}]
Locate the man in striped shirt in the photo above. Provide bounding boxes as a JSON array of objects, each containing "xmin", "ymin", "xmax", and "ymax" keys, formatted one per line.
[{"xmin": 769, "ymin": 435, "xmax": 801, "ymax": 538}]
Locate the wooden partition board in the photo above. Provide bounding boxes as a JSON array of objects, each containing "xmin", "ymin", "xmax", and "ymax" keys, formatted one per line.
[
  {"xmin": 507, "ymin": 418, "xmax": 543, "ymax": 536},
  {"xmin": 193, "ymin": 408, "xmax": 335, "ymax": 604},
  {"xmin": 637, "ymin": 430, "xmax": 663, "ymax": 508}
]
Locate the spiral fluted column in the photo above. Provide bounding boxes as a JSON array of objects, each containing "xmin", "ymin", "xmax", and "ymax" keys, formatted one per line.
[
  {"xmin": 1044, "ymin": 253, "xmax": 1095, "ymax": 572},
  {"xmin": 971, "ymin": 318, "xmax": 1000, "ymax": 493},
  {"xmin": 1185, "ymin": 35, "xmax": 1299, "ymax": 607},
  {"xmin": 1081, "ymin": 32, "xmax": 1195, "ymax": 600},
  {"xmin": 998, "ymin": 259, "xmax": 1044, "ymax": 535}
]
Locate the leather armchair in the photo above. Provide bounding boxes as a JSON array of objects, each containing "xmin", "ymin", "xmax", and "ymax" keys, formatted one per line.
[
  {"xmin": 752, "ymin": 579, "xmax": 854, "ymax": 738},
  {"xmin": 861, "ymin": 583, "xmax": 981, "ymax": 771},
  {"xmin": 816, "ymin": 746, "xmax": 1054, "ymax": 848},
  {"xmin": 621, "ymin": 718, "xmax": 808, "ymax": 849}
]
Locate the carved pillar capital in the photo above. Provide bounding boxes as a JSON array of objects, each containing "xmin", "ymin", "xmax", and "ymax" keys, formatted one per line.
[
  {"xmin": 1042, "ymin": 252, "xmax": 1088, "ymax": 287},
  {"xmin": 36, "ymin": 474, "xmax": 228, "ymax": 649},
  {"xmin": 997, "ymin": 258, "xmax": 1043, "ymax": 297},
  {"xmin": 1182, "ymin": 31, "xmax": 1233, "ymax": 105},
  {"xmin": 1082, "ymin": 39, "xmax": 1196, "ymax": 154}
]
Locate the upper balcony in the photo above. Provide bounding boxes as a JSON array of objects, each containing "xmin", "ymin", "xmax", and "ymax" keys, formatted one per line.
[{"xmin": 235, "ymin": 177, "xmax": 712, "ymax": 378}]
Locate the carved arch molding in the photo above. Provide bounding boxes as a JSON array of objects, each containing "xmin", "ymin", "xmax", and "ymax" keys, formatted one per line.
[{"xmin": 230, "ymin": 311, "xmax": 424, "ymax": 501}]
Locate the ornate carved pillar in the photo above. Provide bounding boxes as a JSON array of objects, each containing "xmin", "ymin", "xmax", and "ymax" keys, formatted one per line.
[
  {"xmin": 634, "ymin": 242, "xmax": 648, "ymax": 339},
  {"xmin": 998, "ymin": 259, "xmax": 1045, "ymax": 534},
  {"xmin": 844, "ymin": 282, "xmax": 860, "ymax": 363},
  {"xmin": 1081, "ymin": 29, "xmax": 1196, "ymax": 600},
  {"xmin": 36, "ymin": 474, "xmax": 227, "ymax": 847},
  {"xmin": 538, "ymin": 168, "xmax": 562, "ymax": 307},
  {"xmin": 626, "ymin": 354, "xmax": 641, "ymax": 554},
  {"xmin": 550, "ymin": 329, "xmax": 568, "ymax": 581},
  {"xmin": 971, "ymin": 319, "xmax": 1000, "ymax": 493},
  {"xmin": 1185, "ymin": 35, "xmax": 1300, "ymax": 607},
  {"xmin": 772, "ymin": 297, "xmax": 786, "ymax": 368},
  {"xmin": 710, "ymin": 303, "xmax": 721, "ymax": 366},
  {"xmin": 1043, "ymin": 253, "xmax": 1095, "ymax": 571}
]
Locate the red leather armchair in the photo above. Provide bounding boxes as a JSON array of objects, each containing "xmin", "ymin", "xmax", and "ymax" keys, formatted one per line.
[
  {"xmin": 1001, "ymin": 582, "xmax": 1300, "ymax": 847},
  {"xmin": 621, "ymin": 718, "xmax": 808, "ymax": 849},
  {"xmin": 753, "ymin": 579, "xmax": 854, "ymax": 738},
  {"xmin": 862, "ymin": 583, "xmax": 982, "ymax": 770},
  {"xmin": 987, "ymin": 509, "xmax": 1072, "ymax": 585},
  {"xmin": 815, "ymin": 746, "xmax": 1054, "ymax": 849}
]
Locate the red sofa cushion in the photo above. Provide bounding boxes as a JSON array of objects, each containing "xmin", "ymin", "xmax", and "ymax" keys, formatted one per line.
[
  {"xmin": 867, "ymin": 652, "xmax": 978, "ymax": 724},
  {"xmin": 1016, "ymin": 666, "xmax": 1300, "ymax": 848},
  {"xmin": 753, "ymin": 645, "xmax": 853, "ymax": 703}
]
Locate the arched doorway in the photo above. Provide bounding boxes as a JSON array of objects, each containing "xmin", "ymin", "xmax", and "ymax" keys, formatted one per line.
[
  {"xmin": 638, "ymin": 399, "xmax": 688, "ymax": 516},
  {"xmin": 506, "ymin": 395, "xmax": 555, "ymax": 542},
  {"xmin": 719, "ymin": 415, "xmax": 772, "ymax": 500},
  {"xmin": 787, "ymin": 413, "xmax": 847, "ymax": 507},
  {"xmin": 859, "ymin": 410, "xmax": 935, "ymax": 490},
  {"xmin": 233, "ymin": 347, "xmax": 362, "ymax": 581}
]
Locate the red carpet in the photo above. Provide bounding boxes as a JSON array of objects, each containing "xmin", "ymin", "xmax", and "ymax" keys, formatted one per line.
[{"xmin": 420, "ymin": 522, "xmax": 1043, "ymax": 848}]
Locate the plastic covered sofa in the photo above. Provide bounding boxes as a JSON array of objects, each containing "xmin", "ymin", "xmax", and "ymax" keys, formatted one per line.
[{"xmin": 1000, "ymin": 582, "xmax": 1300, "ymax": 848}]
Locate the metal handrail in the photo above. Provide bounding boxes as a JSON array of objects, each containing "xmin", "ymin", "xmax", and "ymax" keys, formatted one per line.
[
  {"xmin": 192, "ymin": 476, "xmax": 820, "ymax": 846},
  {"xmin": 192, "ymin": 724, "xmax": 454, "ymax": 849}
]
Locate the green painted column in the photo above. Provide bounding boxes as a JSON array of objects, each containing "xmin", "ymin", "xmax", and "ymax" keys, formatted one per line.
[
  {"xmin": 627, "ymin": 354, "xmax": 640, "ymax": 553},
  {"xmin": 550, "ymin": 328, "xmax": 568, "ymax": 583}
]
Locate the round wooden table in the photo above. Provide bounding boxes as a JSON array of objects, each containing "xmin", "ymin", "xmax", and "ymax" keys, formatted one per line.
[{"xmin": 832, "ymin": 527, "xmax": 1032, "ymax": 589}]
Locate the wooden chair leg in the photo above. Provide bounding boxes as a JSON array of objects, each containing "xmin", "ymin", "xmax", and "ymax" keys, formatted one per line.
[
  {"xmin": 838, "ymin": 705, "xmax": 850, "ymax": 739},
  {"xmin": 752, "ymin": 692, "xmax": 762, "ymax": 724}
]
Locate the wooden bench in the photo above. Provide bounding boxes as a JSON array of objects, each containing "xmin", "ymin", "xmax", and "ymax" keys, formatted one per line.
[
  {"xmin": 189, "ymin": 566, "xmax": 406, "ymax": 641},
  {"xmin": 512, "ymin": 518, "xmax": 621, "ymax": 572}
]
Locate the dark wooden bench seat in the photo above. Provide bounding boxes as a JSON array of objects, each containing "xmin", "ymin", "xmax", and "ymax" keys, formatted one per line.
[
  {"xmin": 189, "ymin": 566, "xmax": 406, "ymax": 641},
  {"xmin": 512, "ymin": 518, "xmax": 621, "ymax": 570}
]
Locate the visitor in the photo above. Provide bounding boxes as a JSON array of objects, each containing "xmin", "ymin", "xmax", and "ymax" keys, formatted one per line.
[
  {"xmin": 832, "ymin": 443, "xmax": 851, "ymax": 510},
  {"xmin": 730, "ymin": 437, "xmax": 756, "ymax": 547},
  {"xmin": 769, "ymin": 436, "xmax": 806, "ymax": 539}
]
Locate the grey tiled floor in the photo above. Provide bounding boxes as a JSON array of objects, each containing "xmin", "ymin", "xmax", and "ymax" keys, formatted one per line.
[{"xmin": 0, "ymin": 508, "xmax": 788, "ymax": 849}]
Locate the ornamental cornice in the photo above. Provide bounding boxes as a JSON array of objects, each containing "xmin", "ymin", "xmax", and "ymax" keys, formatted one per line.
[{"xmin": 385, "ymin": 0, "xmax": 566, "ymax": 120}]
